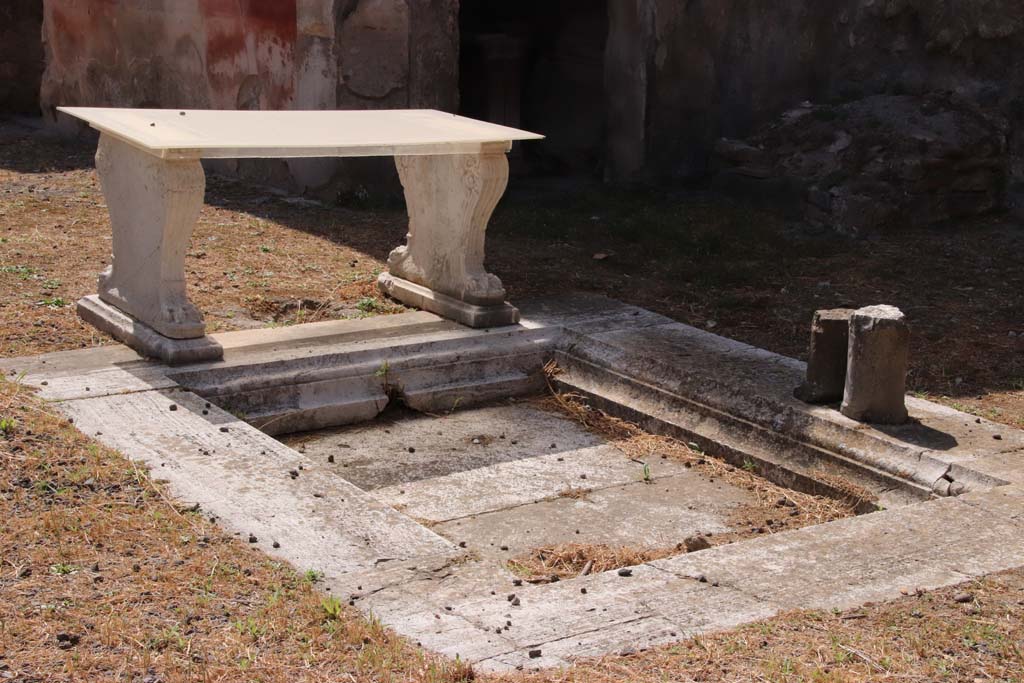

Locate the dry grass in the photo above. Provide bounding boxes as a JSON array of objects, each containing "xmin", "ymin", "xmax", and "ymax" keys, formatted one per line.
[
  {"xmin": 0, "ymin": 379, "xmax": 472, "ymax": 683},
  {"xmin": 508, "ymin": 543, "xmax": 678, "ymax": 581}
]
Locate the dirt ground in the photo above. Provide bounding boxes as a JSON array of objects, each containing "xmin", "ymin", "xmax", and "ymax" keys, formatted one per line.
[{"xmin": 2, "ymin": 119, "xmax": 1023, "ymax": 681}]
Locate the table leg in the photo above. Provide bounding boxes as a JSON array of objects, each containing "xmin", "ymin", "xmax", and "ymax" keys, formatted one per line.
[
  {"xmin": 378, "ymin": 146, "xmax": 519, "ymax": 328},
  {"xmin": 76, "ymin": 133, "xmax": 222, "ymax": 364}
]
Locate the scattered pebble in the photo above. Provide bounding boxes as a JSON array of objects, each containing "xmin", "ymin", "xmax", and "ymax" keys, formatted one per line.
[
  {"xmin": 953, "ymin": 591, "xmax": 974, "ymax": 603},
  {"xmin": 272, "ymin": 541, "xmax": 280, "ymax": 549},
  {"xmin": 510, "ymin": 596, "xmax": 521, "ymax": 606},
  {"xmin": 528, "ymin": 649, "xmax": 542, "ymax": 659},
  {"xmin": 219, "ymin": 426, "xmax": 229, "ymax": 433},
  {"xmin": 407, "ymin": 446, "xmax": 416, "ymax": 453},
  {"xmin": 327, "ymin": 454, "xmax": 335, "ymax": 463},
  {"xmin": 55, "ymin": 633, "xmax": 80, "ymax": 649},
  {"xmin": 169, "ymin": 404, "xmax": 177, "ymax": 412},
  {"xmin": 683, "ymin": 535, "xmax": 711, "ymax": 552},
  {"xmin": 617, "ymin": 568, "xmax": 633, "ymax": 577},
  {"xmin": 248, "ymin": 534, "xmax": 258, "ymax": 543}
]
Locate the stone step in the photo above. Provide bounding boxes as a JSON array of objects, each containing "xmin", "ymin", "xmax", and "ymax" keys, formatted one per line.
[
  {"xmin": 556, "ymin": 323, "xmax": 1008, "ymax": 497},
  {"xmin": 554, "ymin": 350, "xmax": 930, "ymax": 510},
  {"xmin": 171, "ymin": 325, "xmax": 555, "ymax": 435}
]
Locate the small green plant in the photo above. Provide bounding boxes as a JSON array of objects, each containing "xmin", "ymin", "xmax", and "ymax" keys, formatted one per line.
[
  {"xmin": 303, "ymin": 568, "xmax": 324, "ymax": 583},
  {"xmin": 742, "ymin": 458, "xmax": 757, "ymax": 473},
  {"xmin": 374, "ymin": 360, "xmax": 390, "ymax": 379},
  {"xmin": 0, "ymin": 265, "xmax": 36, "ymax": 279},
  {"xmin": 39, "ymin": 297, "xmax": 68, "ymax": 308},
  {"xmin": 0, "ymin": 417, "xmax": 16, "ymax": 436},
  {"xmin": 642, "ymin": 462, "xmax": 652, "ymax": 484},
  {"xmin": 49, "ymin": 563, "xmax": 76, "ymax": 575},
  {"xmin": 321, "ymin": 595, "xmax": 344, "ymax": 621},
  {"xmin": 231, "ymin": 616, "xmax": 266, "ymax": 639},
  {"xmin": 357, "ymin": 296, "xmax": 380, "ymax": 313},
  {"xmin": 259, "ymin": 245, "xmax": 272, "ymax": 253},
  {"xmin": 687, "ymin": 442, "xmax": 705, "ymax": 455},
  {"xmin": 42, "ymin": 278, "xmax": 61, "ymax": 290}
]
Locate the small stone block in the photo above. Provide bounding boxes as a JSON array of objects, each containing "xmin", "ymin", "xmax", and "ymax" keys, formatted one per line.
[
  {"xmin": 378, "ymin": 273, "xmax": 519, "ymax": 328},
  {"xmin": 794, "ymin": 308, "xmax": 854, "ymax": 403},
  {"xmin": 840, "ymin": 304, "xmax": 909, "ymax": 424},
  {"xmin": 77, "ymin": 295, "xmax": 223, "ymax": 365}
]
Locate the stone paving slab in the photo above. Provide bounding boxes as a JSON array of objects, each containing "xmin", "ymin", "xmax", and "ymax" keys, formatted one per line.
[
  {"xmin": 433, "ymin": 473, "xmax": 746, "ymax": 554},
  {"xmin": 374, "ymin": 444, "xmax": 658, "ymax": 521},
  {"xmin": 58, "ymin": 389, "xmax": 455, "ymax": 577},
  {"xmin": 290, "ymin": 404, "xmax": 607, "ymax": 490},
  {"xmin": 649, "ymin": 487, "xmax": 1024, "ymax": 610}
]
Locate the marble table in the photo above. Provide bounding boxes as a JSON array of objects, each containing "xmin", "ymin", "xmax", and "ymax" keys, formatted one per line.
[{"xmin": 57, "ymin": 107, "xmax": 542, "ymax": 363}]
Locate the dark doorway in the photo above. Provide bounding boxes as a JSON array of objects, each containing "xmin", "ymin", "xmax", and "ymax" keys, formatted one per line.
[
  {"xmin": 459, "ymin": 0, "xmax": 608, "ymax": 177},
  {"xmin": 0, "ymin": 0, "xmax": 45, "ymax": 114}
]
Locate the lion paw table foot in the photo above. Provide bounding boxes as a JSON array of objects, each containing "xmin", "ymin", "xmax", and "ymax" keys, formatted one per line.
[
  {"xmin": 78, "ymin": 295, "xmax": 223, "ymax": 365},
  {"xmin": 377, "ymin": 274, "xmax": 519, "ymax": 328}
]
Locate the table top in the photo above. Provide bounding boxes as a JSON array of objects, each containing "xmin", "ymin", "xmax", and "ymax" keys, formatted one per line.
[{"xmin": 57, "ymin": 108, "xmax": 544, "ymax": 160}]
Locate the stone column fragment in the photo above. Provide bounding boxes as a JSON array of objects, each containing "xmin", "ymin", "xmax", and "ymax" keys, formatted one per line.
[
  {"xmin": 840, "ymin": 305, "xmax": 909, "ymax": 424},
  {"xmin": 794, "ymin": 308, "xmax": 854, "ymax": 404}
]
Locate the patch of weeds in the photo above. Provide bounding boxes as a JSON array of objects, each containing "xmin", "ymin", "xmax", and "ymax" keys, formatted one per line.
[
  {"xmin": 642, "ymin": 461, "xmax": 653, "ymax": 483},
  {"xmin": 150, "ymin": 626, "xmax": 188, "ymax": 652},
  {"xmin": 303, "ymin": 568, "xmax": 324, "ymax": 583},
  {"xmin": 231, "ymin": 616, "xmax": 266, "ymax": 640},
  {"xmin": 42, "ymin": 278, "xmax": 61, "ymax": 290},
  {"xmin": 357, "ymin": 296, "xmax": 381, "ymax": 313},
  {"xmin": 375, "ymin": 360, "xmax": 392, "ymax": 393},
  {"xmin": 38, "ymin": 296, "xmax": 68, "ymax": 308},
  {"xmin": 258, "ymin": 245, "xmax": 272, "ymax": 253},
  {"xmin": 742, "ymin": 458, "xmax": 758, "ymax": 473},
  {"xmin": 49, "ymin": 563, "xmax": 77, "ymax": 575},
  {"xmin": 0, "ymin": 265, "xmax": 37, "ymax": 279},
  {"xmin": 0, "ymin": 416, "xmax": 16, "ymax": 436},
  {"xmin": 321, "ymin": 596, "xmax": 344, "ymax": 622}
]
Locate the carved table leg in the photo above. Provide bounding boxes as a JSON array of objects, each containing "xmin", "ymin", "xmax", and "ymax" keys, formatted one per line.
[
  {"xmin": 378, "ymin": 145, "xmax": 519, "ymax": 328},
  {"xmin": 76, "ymin": 134, "xmax": 222, "ymax": 364}
]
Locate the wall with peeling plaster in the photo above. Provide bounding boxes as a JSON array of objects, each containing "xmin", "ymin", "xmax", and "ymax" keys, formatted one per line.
[{"xmin": 39, "ymin": 0, "xmax": 458, "ymax": 196}]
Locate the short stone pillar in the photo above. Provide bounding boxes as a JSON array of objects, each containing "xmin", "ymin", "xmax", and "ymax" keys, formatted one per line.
[
  {"xmin": 840, "ymin": 305, "xmax": 909, "ymax": 424},
  {"xmin": 794, "ymin": 308, "xmax": 854, "ymax": 403}
]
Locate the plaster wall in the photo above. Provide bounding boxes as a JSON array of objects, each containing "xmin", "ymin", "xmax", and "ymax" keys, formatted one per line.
[{"xmin": 39, "ymin": 0, "xmax": 458, "ymax": 196}]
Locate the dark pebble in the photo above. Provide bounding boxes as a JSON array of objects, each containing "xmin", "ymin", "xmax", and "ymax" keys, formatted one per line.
[
  {"xmin": 169, "ymin": 404, "xmax": 177, "ymax": 411},
  {"xmin": 248, "ymin": 534, "xmax": 258, "ymax": 543},
  {"xmin": 617, "ymin": 568, "xmax": 633, "ymax": 577},
  {"xmin": 272, "ymin": 541, "xmax": 280, "ymax": 549},
  {"xmin": 328, "ymin": 454, "xmax": 335, "ymax": 463},
  {"xmin": 528, "ymin": 649, "xmax": 542, "ymax": 659},
  {"xmin": 219, "ymin": 426, "xmax": 229, "ymax": 433}
]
